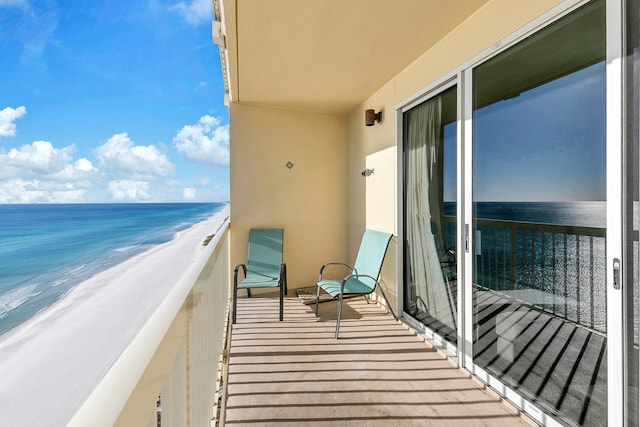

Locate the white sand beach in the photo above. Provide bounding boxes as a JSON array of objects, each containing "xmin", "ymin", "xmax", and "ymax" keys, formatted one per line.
[{"xmin": 0, "ymin": 204, "xmax": 229, "ymax": 426}]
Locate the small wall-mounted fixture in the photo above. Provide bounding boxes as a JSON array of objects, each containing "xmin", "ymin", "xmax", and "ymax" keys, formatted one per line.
[
  {"xmin": 361, "ymin": 168, "xmax": 374, "ymax": 177},
  {"xmin": 365, "ymin": 109, "xmax": 382, "ymax": 126},
  {"xmin": 285, "ymin": 161, "xmax": 294, "ymax": 169}
]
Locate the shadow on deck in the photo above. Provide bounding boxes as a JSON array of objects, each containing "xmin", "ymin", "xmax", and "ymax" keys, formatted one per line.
[
  {"xmin": 225, "ymin": 293, "xmax": 535, "ymax": 426},
  {"xmin": 474, "ymin": 288, "xmax": 607, "ymax": 427}
]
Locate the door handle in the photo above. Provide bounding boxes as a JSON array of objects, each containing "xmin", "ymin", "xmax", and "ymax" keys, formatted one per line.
[
  {"xmin": 465, "ymin": 224, "xmax": 469, "ymax": 253},
  {"xmin": 613, "ymin": 258, "xmax": 621, "ymax": 290}
]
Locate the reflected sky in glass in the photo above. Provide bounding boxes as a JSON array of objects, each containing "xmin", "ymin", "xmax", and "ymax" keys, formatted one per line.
[{"xmin": 471, "ymin": 61, "xmax": 606, "ymax": 202}]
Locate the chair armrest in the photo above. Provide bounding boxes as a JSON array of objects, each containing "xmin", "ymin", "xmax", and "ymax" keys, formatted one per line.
[
  {"xmin": 319, "ymin": 262, "xmax": 353, "ymax": 281},
  {"xmin": 340, "ymin": 273, "xmax": 379, "ymax": 293},
  {"xmin": 234, "ymin": 263, "xmax": 247, "ymax": 286}
]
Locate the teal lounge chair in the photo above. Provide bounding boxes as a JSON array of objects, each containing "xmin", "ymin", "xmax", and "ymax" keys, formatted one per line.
[
  {"xmin": 315, "ymin": 229, "xmax": 397, "ymax": 338},
  {"xmin": 233, "ymin": 228, "xmax": 287, "ymax": 324}
]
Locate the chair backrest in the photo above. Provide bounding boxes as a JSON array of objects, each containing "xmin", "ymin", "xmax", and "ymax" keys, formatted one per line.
[
  {"xmin": 352, "ymin": 229, "xmax": 392, "ymax": 290},
  {"xmin": 247, "ymin": 228, "xmax": 284, "ymax": 278}
]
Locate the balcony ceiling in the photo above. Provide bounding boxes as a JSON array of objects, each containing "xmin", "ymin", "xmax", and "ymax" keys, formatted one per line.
[{"xmin": 221, "ymin": 0, "xmax": 489, "ymax": 115}]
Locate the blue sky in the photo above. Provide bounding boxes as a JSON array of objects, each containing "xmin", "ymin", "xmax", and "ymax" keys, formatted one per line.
[{"xmin": 0, "ymin": 0, "xmax": 229, "ymax": 203}]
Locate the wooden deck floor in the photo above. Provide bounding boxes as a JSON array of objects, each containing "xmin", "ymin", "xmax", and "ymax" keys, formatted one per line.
[{"xmin": 224, "ymin": 293, "xmax": 536, "ymax": 426}]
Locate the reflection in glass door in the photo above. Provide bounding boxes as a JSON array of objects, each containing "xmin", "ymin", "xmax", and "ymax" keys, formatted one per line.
[
  {"xmin": 471, "ymin": 1, "xmax": 607, "ymax": 426},
  {"xmin": 403, "ymin": 85, "xmax": 458, "ymax": 344}
]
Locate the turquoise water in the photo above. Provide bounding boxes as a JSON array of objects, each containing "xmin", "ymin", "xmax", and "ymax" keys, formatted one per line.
[{"xmin": 0, "ymin": 203, "xmax": 225, "ymax": 336}]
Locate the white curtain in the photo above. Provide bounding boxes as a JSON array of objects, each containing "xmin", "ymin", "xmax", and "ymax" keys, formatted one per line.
[{"xmin": 405, "ymin": 97, "xmax": 456, "ymax": 330}]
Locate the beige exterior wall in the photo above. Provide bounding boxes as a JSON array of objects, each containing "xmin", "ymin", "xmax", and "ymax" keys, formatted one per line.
[
  {"xmin": 228, "ymin": 0, "xmax": 570, "ymax": 304},
  {"xmin": 229, "ymin": 103, "xmax": 348, "ymax": 290}
]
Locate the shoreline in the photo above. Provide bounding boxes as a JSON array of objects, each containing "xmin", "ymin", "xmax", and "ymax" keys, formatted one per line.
[
  {"xmin": 0, "ymin": 203, "xmax": 228, "ymax": 343},
  {"xmin": 0, "ymin": 203, "xmax": 229, "ymax": 426}
]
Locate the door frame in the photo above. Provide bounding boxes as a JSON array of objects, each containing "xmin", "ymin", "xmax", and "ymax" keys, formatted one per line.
[
  {"xmin": 396, "ymin": 75, "xmax": 460, "ymax": 355},
  {"xmin": 606, "ymin": 0, "xmax": 625, "ymax": 425}
]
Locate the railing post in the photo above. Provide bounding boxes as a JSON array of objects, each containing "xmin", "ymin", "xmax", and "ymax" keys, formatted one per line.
[
  {"xmin": 563, "ymin": 234, "xmax": 568, "ymax": 319},
  {"xmin": 510, "ymin": 228, "xmax": 517, "ymax": 292},
  {"xmin": 576, "ymin": 236, "xmax": 581, "ymax": 325},
  {"xmin": 589, "ymin": 236, "xmax": 594, "ymax": 330},
  {"xmin": 541, "ymin": 231, "xmax": 546, "ymax": 309},
  {"xmin": 552, "ymin": 233, "xmax": 557, "ymax": 316}
]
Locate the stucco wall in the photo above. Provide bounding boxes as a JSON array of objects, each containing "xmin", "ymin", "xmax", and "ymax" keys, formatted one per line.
[
  {"xmin": 229, "ymin": 103, "xmax": 348, "ymax": 290},
  {"xmin": 228, "ymin": 0, "xmax": 570, "ymax": 305}
]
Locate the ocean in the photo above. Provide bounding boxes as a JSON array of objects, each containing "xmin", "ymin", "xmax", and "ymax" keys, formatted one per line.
[{"xmin": 0, "ymin": 202, "xmax": 225, "ymax": 336}]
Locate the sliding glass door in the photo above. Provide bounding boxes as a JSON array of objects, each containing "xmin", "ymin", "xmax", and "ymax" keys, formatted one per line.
[
  {"xmin": 399, "ymin": 0, "xmax": 640, "ymax": 424},
  {"xmin": 471, "ymin": 1, "xmax": 607, "ymax": 426},
  {"xmin": 403, "ymin": 85, "xmax": 458, "ymax": 344},
  {"xmin": 625, "ymin": 0, "xmax": 640, "ymax": 425}
]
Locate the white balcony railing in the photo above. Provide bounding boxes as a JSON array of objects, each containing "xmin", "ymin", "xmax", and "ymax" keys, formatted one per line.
[
  {"xmin": 0, "ymin": 214, "xmax": 231, "ymax": 426},
  {"xmin": 67, "ymin": 219, "xmax": 230, "ymax": 427}
]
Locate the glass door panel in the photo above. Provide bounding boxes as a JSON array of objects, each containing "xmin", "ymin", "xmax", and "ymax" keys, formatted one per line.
[
  {"xmin": 403, "ymin": 86, "xmax": 458, "ymax": 344},
  {"xmin": 471, "ymin": 1, "xmax": 607, "ymax": 425},
  {"xmin": 625, "ymin": 0, "xmax": 640, "ymax": 425}
]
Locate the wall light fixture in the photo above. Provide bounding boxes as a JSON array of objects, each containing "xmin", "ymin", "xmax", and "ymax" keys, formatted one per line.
[{"xmin": 365, "ymin": 109, "xmax": 382, "ymax": 126}]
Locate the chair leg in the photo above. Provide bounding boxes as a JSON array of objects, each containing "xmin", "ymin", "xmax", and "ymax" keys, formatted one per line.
[
  {"xmin": 283, "ymin": 264, "xmax": 288, "ymax": 295},
  {"xmin": 232, "ymin": 283, "xmax": 238, "ymax": 324},
  {"xmin": 376, "ymin": 284, "xmax": 398, "ymax": 321},
  {"xmin": 247, "ymin": 288, "xmax": 252, "ymax": 298},
  {"xmin": 279, "ymin": 282, "xmax": 284, "ymax": 322},
  {"xmin": 314, "ymin": 285, "xmax": 321, "ymax": 316},
  {"xmin": 335, "ymin": 292, "xmax": 344, "ymax": 339}
]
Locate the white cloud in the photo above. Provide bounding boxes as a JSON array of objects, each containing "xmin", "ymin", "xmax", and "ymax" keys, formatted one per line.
[
  {"xmin": 194, "ymin": 81, "xmax": 206, "ymax": 91},
  {"xmin": 170, "ymin": 0, "xmax": 212, "ymax": 26},
  {"xmin": 183, "ymin": 187, "xmax": 196, "ymax": 200},
  {"xmin": 173, "ymin": 115, "xmax": 229, "ymax": 166},
  {"xmin": 0, "ymin": 178, "xmax": 87, "ymax": 203},
  {"xmin": 0, "ymin": 139, "xmax": 99, "ymax": 202},
  {"xmin": 108, "ymin": 180, "xmax": 152, "ymax": 201},
  {"xmin": 4, "ymin": 140, "xmax": 72, "ymax": 172},
  {"xmin": 75, "ymin": 157, "xmax": 94, "ymax": 172},
  {"xmin": 95, "ymin": 133, "xmax": 174, "ymax": 179},
  {"xmin": 0, "ymin": 109, "xmax": 229, "ymax": 202},
  {"xmin": 0, "ymin": 140, "xmax": 97, "ymax": 179},
  {"xmin": 0, "ymin": 106, "xmax": 27, "ymax": 138}
]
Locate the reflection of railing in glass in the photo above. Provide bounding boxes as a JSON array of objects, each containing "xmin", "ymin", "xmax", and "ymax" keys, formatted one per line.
[{"xmin": 444, "ymin": 216, "xmax": 606, "ymax": 333}]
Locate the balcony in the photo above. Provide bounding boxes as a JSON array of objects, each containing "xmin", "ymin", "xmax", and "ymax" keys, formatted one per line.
[
  {"xmin": 224, "ymin": 294, "xmax": 532, "ymax": 426},
  {"xmin": 25, "ymin": 216, "xmax": 534, "ymax": 426},
  {"xmin": 4, "ymin": 216, "xmax": 612, "ymax": 426}
]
